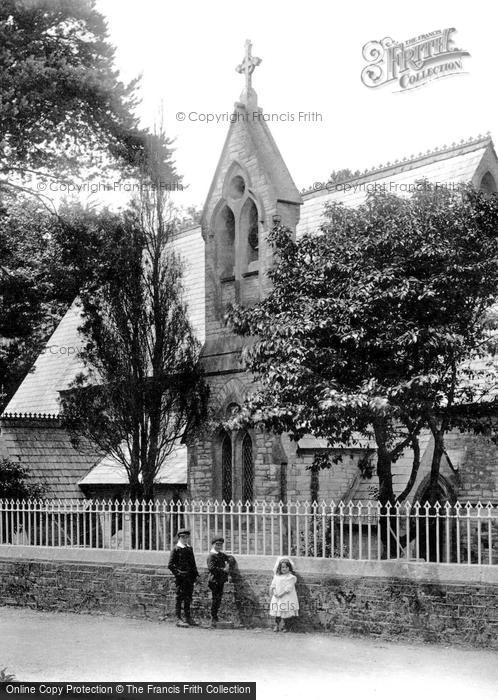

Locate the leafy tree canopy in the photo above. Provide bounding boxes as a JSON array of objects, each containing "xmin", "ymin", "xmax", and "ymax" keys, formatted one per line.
[
  {"xmin": 228, "ymin": 184, "xmax": 498, "ymax": 503},
  {"xmin": 0, "ymin": 0, "xmax": 175, "ymax": 193},
  {"xmin": 327, "ymin": 168, "xmax": 360, "ymax": 184}
]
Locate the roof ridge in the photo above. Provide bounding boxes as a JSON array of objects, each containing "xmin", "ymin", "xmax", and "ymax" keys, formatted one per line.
[
  {"xmin": 302, "ymin": 132, "xmax": 493, "ymax": 196},
  {"xmin": 1, "ymin": 412, "xmax": 59, "ymax": 420}
]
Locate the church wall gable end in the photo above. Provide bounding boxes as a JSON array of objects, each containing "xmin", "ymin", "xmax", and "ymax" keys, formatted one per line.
[{"xmin": 472, "ymin": 145, "xmax": 498, "ymax": 192}]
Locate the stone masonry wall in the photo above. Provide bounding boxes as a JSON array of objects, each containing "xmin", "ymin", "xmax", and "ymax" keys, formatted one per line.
[
  {"xmin": 189, "ymin": 388, "xmax": 363, "ymax": 503},
  {"xmin": 1, "ymin": 548, "xmax": 497, "ymax": 650},
  {"xmin": 446, "ymin": 432, "xmax": 498, "ymax": 503}
]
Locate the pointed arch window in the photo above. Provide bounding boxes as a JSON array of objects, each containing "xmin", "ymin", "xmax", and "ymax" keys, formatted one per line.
[
  {"xmin": 240, "ymin": 198, "xmax": 259, "ymax": 267},
  {"xmin": 480, "ymin": 171, "xmax": 497, "ymax": 195},
  {"xmin": 215, "ymin": 205, "xmax": 236, "ymax": 278},
  {"xmin": 221, "ymin": 430, "xmax": 233, "ymax": 502},
  {"xmin": 242, "ymin": 432, "xmax": 254, "ymax": 503}
]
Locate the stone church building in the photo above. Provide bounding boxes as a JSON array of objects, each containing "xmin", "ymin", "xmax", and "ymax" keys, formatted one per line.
[{"xmin": 2, "ymin": 47, "xmax": 498, "ymax": 508}]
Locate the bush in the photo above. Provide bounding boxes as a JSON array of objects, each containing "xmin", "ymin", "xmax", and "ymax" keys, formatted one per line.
[
  {"xmin": 293, "ymin": 517, "xmax": 350, "ymax": 558},
  {"xmin": 0, "ymin": 459, "xmax": 45, "ymax": 499}
]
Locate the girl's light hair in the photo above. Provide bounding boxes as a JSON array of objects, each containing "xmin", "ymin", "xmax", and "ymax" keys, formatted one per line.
[{"xmin": 276, "ymin": 558, "xmax": 295, "ymax": 575}]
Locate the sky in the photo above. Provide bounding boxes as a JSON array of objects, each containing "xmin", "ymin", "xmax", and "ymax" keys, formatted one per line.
[{"xmin": 95, "ymin": 0, "xmax": 498, "ymax": 212}]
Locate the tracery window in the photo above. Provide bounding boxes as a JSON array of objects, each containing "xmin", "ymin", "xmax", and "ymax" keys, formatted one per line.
[
  {"xmin": 215, "ymin": 205, "xmax": 235, "ymax": 278},
  {"xmin": 213, "ymin": 167, "xmax": 262, "ymax": 285},
  {"xmin": 240, "ymin": 197, "xmax": 259, "ymax": 267}
]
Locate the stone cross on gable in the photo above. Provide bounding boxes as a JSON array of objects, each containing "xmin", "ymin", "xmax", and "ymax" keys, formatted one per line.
[{"xmin": 236, "ymin": 40, "xmax": 261, "ymax": 104}]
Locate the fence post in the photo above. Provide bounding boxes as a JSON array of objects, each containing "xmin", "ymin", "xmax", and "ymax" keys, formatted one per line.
[
  {"xmin": 487, "ymin": 502, "xmax": 493, "ymax": 565},
  {"xmin": 444, "ymin": 501, "xmax": 451, "ymax": 563},
  {"xmin": 465, "ymin": 501, "xmax": 472, "ymax": 565},
  {"xmin": 455, "ymin": 501, "xmax": 461, "ymax": 563},
  {"xmin": 320, "ymin": 500, "xmax": 326, "ymax": 559},
  {"xmin": 476, "ymin": 501, "xmax": 482, "ymax": 565}
]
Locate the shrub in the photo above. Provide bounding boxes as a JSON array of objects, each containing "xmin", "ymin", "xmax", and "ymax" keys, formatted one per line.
[{"xmin": 0, "ymin": 459, "xmax": 45, "ymax": 499}]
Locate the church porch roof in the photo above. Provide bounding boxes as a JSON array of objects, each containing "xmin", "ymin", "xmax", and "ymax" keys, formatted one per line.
[{"xmin": 78, "ymin": 442, "xmax": 187, "ymax": 486}]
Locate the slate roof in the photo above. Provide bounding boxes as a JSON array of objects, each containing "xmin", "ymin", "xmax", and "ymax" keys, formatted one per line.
[
  {"xmin": 0, "ymin": 419, "xmax": 99, "ymax": 499},
  {"xmin": 296, "ymin": 135, "xmax": 495, "ymax": 238},
  {"xmin": 78, "ymin": 442, "xmax": 187, "ymax": 486},
  {"xmin": 3, "ymin": 301, "xmax": 87, "ymax": 416},
  {"xmin": 0, "ymin": 418, "xmax": 187, "ymax": 495}
]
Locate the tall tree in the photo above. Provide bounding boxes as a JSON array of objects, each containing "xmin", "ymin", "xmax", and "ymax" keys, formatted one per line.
[
  {"xmin": 0, "ymin": 196, "xmax": 68, "ymax": 405},
  {"xmin": 227, "ymin": 185, "xmax": 498, "ymax": 505},
  {"xmin": 0, "ymin": 0, "xmax": 175, "ymax": 198},
  {"xmin": 0, "ymin": 196, "xmax": 122, "ymax": 407},
  {"xmin": 0, "ymin": 0, "xmax": 177, "ymax": 405},
  {"xmin": 60, "ymin": 192, "xmax": 209, "ymax": 501}
]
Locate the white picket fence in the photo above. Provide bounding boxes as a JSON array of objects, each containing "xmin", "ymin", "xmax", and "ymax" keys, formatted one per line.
[{"xmin": 1, "ymin": 498, "xmax": 497, "ymax": 565}]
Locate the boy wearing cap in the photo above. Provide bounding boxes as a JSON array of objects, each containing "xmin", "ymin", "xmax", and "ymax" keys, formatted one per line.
[
  {"xmin": 168, "ymin": 529, "xmax": 199, "ymax": 627},
  {"xmin": 207, "ymin": 535, "xmax": 231, "ymax": 628}
]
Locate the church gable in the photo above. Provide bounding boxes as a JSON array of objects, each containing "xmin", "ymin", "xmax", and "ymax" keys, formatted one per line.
[
  {"xmin": 203, "ymin": 41, "xmax": 301, "ymax": 235},
  {"xmin": 471, "ymin": 140, "xmax": 498, "ymax": 192},
  {"xmin": 203, "ymin": 112, "xmax": 302, "ymax": 232},
  {"xmin": 202, "ymin": 45, "xmax": 301, "ymax": 349},
  {"xmin": 202, "ymin": 104, "xmax": 302, "ymax": 323}
]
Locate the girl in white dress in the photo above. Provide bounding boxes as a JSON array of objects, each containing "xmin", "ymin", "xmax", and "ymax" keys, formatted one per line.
[{"xmin": 269, "ymin": 557, "xmax": 299, "ymax": 632}]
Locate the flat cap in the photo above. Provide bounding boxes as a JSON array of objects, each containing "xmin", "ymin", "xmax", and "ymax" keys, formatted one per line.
[
  {"xmin": 177, "ymin": 529, "xmax": 190, "ymax": 537},
  {"xmin": 211, "ymin": 534, "xmax": 225, "ymax": 544}
]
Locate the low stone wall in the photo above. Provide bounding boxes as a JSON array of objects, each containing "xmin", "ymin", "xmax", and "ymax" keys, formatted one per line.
[{"xmin": 0, "ymin": 546, "xmax": 497, "ymax": 649}]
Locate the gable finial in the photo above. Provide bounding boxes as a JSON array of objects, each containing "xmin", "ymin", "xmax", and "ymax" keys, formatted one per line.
[{"xmin": 236, "ymin": 39, "xmax": 261, "ymax": 107}]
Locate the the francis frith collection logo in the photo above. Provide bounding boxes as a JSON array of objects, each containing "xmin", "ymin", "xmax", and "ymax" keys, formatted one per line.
[{"xmin": 361, "ymin": 28, "xmax": 470, "ymax": 92}]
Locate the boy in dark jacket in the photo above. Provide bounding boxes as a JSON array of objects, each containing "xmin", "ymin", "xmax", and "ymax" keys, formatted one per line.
[
  {"xmin": 168, "ymin": 529, "xmax": 199, "ymax": 627},
  {"xmin": 207, "ymin": 535, "xmax": 231, "ymax": 628}
]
